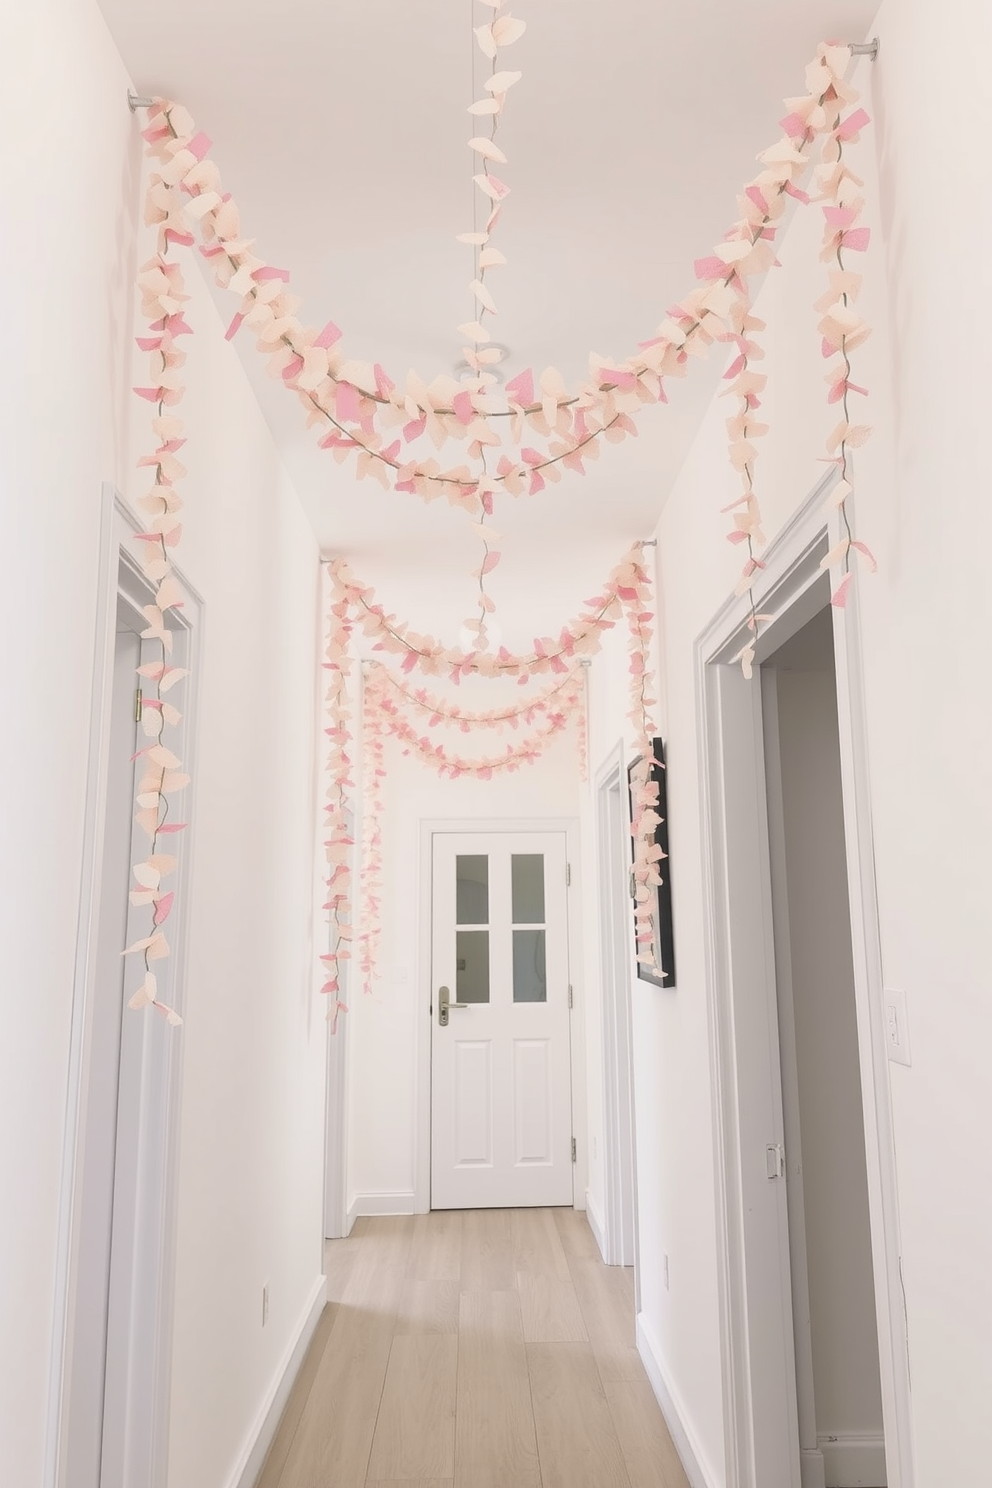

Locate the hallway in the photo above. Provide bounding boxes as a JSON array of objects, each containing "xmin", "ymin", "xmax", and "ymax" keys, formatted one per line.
[{"xmin": 257, "ymin": 1209, "xmax": 689, "ymax": 1488}]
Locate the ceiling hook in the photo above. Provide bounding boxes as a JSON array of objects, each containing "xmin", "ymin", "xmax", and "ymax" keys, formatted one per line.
[
  {"xmin": 849, "ymin": 38, "xmax": 880, "ymax": 60},
  {"xmin": 128, "ymin": 90, "xmax": 155, "ymax": 112}
]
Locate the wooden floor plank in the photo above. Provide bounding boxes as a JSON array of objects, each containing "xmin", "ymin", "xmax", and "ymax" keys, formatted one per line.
[
  {"xmin": 459, "ymin": 1208, "xmax": 517, "ymax": 1290},
  {"xmin": 254, "ymin": 1302, "xmax": 338, "ymax": 1488},
  {"xmin": 568, "ymin": 1257, "xmax": 646, "ymax": 1384},
  {"xmin": 553, "ymin": 1206, "xmax": 604, "ymax": 1263},
  {"xmin": 395, "ymin": 1278, "xmax": 460, "ymax": 1335},
  {"xmin": 527, "ymin": 1341, "xmax": 632, "ymax": 1488},
  {"xmin": 455, "ymin": 1290, "xmax": 542, "ymax": 1488},
  {"xmin": 511, "ymin": 1206, "xmax": 572, "ymax": 1279},
  {"xmin": 606, "ymin": 1379, "xmax": 692, "ymax": 1488},
  {"xmin": 406, "ymin": 1209, "xmax": 463, "ymax": 1281},
  {"xmin": 366, "ymin": 1333, "xmax": 457, "ymax": 1482},
  {"xmin": 517, "ymin": 1272, "xmax": 588, "ymax": 1343},
  {"xmin": 276, "ymin": 1303, "xmax": 395, "ymax": 1488}
]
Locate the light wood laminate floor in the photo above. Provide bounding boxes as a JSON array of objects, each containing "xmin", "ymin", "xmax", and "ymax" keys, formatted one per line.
[{"xmin": 257, "ymin": 1208, "xmax": 691, "ymax": 1488}]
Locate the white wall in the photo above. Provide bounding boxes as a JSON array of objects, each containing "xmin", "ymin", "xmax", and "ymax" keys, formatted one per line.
[
  {"xmin": 0, "ymin": 4, "xmax": 327, "ymax": 1484},
  {"xmin": 583, "ymin": 4, "xmax": 992, "ymax": 1482},
  {"xmin": 346, "ymin": 723, "xmax": 582, "ymax": 1212},
  {"xmin": 159, "ymin": 219, "xmax": 325, "ymax": 1488}
]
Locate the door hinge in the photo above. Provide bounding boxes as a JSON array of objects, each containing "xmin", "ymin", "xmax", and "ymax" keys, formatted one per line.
[
  {"xmin": 765, "ymin": 1143, "xmax": 785, "ymax": 1180},
  {"xmin": 571, "ymin": 1137, "xmax": 577, "ymax": 1163},
  {"xmin": 134, "ymin": 687, "xmax": 143, "ymax": 722},
  {"xmin": 565, "ymin": 862, "xmax": 571, "ymax": 887},
  {"xmin": 568, "ymin": 984, "xmax": 573, "ymax": 1010}
]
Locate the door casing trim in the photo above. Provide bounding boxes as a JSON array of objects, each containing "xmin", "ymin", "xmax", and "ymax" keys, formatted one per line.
[{"xmin": 47, "ymin": 485, "xmax": 202, "ymax": 1488}]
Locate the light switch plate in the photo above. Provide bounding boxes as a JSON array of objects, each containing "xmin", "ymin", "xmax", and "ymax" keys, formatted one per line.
[{"xmin": 883, "ymin": 987, "xmax": 911, "ymax": 1066}]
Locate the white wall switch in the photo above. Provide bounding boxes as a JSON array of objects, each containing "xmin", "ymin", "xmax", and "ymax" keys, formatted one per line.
[{"xmin": 883, "ymin": 987, "xmax": 911, "ymax": 1067}]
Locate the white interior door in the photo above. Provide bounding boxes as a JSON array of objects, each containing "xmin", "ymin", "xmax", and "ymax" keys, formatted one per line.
[{"xmin": 430, "ymin": 831, "xmax": 573, "ymax": 1209}]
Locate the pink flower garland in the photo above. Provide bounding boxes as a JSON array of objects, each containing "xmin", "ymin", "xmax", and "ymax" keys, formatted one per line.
[
  {"xmin": 123, "ymin": 181, "xmax": 198, "ymax": 1026},
  {"xmin": 130, "ymin": 49, "xmax": 875, "ymax": 1018},
  {"xmin": 357, "ymin": 684, "xmax": 386, "ymax": 999},
  {"xmin": 371, "ymin": 661, "xmax": 586, "ymax": 731},
  {"xmin": 366, "ymin": 664, "xmax": 585, "ymax": 779},
  {"xmin": 133, "ymin": 44, "xmax": 860, "ymax": 518},
  {"xmin": 330, "ymin": 548, "xmax": 651, "ymax": 682},
  {"xmin": 319, "ymin": 586, "xmax": 355, "ymax": 1028},
  {"xmin": 815, "ymin": 105, "xmax": 876, "ymax": 604},
  {"xmin": 455, "ymin": 1, "xmax": 526, "ymax": 372},
  {"xmin": 622, "ymin": 563, "xmax": 666, "ymax": 976},
  {"xmin": 319, "ymin": 544, "xmax": 658, "ymax": 1001}
]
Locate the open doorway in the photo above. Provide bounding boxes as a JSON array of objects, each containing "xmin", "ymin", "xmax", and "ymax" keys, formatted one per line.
[
  {"xmin": 762, "ymin": 606, "xmax": 885, "ymax": 1488},
  {"xmin": 696, "ymin": 481, "xmax": 913, "ymax": 1488},
  {"xmin": 52, "ymin": 492, "xmax": 197, "ymax": 1488}
]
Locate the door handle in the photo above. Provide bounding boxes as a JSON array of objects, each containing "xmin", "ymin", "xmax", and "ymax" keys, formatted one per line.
[{"xmin": 438, "ymin": 985, "xmax": 468, "ymax": 1026}]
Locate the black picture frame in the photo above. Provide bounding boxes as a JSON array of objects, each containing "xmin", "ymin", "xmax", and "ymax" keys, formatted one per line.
[{"xmin": 628, "ymin": 738, "xmax": 676, "ymax": 988}]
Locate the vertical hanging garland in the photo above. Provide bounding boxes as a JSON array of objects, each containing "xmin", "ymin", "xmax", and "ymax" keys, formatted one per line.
[
  {"xmin": 621, "ymin": 556, "xmax": 666, "ymax": 976},
  {"xmin": 358, "ymin": 672, "xmax": 386, "ymax": 999},
  {"xmin": 815, "ymin": 104, "xmax": 876, "ymax": 604},
  {"xmin": 124, "ymin": 112, "xmax": 200, "ymax": 1027},
  {"xmin": 320, "ymin": 583, "xmax": 355, "ymax": 1030}
]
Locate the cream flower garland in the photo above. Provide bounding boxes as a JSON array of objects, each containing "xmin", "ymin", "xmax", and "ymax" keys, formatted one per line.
[
  {"xmin": 320, "ymin": 543, "xmax": 661, "ymax": 1008},
  {"xmin": 124, "ymin": 252, "xmax": 194, "ymax": 1026},
  {"xmin": 135, "ymin": 44, "xmax": 864, "ymax": 526},
  {"xmin": 368, "ymin": 660, "xmax": 586, "ymax": 730}
]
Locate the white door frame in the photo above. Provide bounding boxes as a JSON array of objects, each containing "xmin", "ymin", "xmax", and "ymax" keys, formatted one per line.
[
  {"xmin": 695, "ymin": 470, "xmax": 913, "ymax": 1488},
  {"xmin": 594, "ymin": 744, "xmax": 640, "ymax": 1272},
  {"xmin": 415, "ymin": 816, "xmax": 584, "ymax": 1214},
  {"xmin": 47, "ymin": 485, "xmax": 201, "ymax": 1488}
]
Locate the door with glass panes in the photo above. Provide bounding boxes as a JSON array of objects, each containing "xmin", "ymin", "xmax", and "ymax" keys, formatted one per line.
[{"xmin": 430, "ymin": 831, "xmax": 573, "ymax": 1208}]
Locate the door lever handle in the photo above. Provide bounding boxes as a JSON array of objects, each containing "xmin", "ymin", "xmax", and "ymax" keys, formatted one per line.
[{"xmin": 438, "ymin": 985, "xmax": 469, "ymax": 1025}]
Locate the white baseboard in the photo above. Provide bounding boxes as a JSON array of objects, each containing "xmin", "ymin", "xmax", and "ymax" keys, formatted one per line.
[
  {"xmin": 636, "ymin": 1313, "xmax": 719, "ymax": 1488},
  {"xmin": 585, "ymin": 1189, "xmax": 607, "ymax": 1261},
  {"xmin": 225, "ymin": 1274, "xmax": 327, "ymax": 1488},
  {"xmin": 818, "ymin": 1433, "xmax": 886, "ymax": 1487},
  {"xmin": 800, "ymin": 1445, "xmax": 826, "ymax": 1488},
  {"xmin": 348, "ymin": 1189, "xmax": 417, "ymax": 1219}
]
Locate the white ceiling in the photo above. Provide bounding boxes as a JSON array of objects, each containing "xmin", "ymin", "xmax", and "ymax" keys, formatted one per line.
[{"xmin": 99, "ymin": 0, "xmax": 877, "ymax": 644}]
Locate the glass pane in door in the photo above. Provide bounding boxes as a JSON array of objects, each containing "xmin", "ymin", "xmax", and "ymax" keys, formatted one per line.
[
  {"xmin": 456, "ymin": 930, "xmax": 490, "ymax": 1003},
  {"xmin": 513, "ymin": 929, "xmax": 547, "ymax": 1002},
  {"xmin": 456, "ymin": 855, "xmax": 489, "ymax": 924},
  {"xmin": 511, "ymin": 853, "xmax": 545, "ymax": 923}
]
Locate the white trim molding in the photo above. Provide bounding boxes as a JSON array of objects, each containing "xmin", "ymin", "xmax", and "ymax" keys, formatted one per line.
[
  {"xmin": 637, "ymin": 1313, "xmax": 720, "ymax": 1488},
  {"xmin": 48, "ymin": 486, "xmax": 203, "ymax": 1488},
  {"xmin": 817, "ymin": 1433, "xmax": 887, "ymax": 1488},
  {"xmin": 593, "ymin": 741, "xmax": 640, "ymax": 1271},
  {"xmin": 585, "ymin": 1189, "xmax": 607, "ymax": 1260},
  {"xmin": 226, "ymin": 1275, "xmax": 327, "ymax": 1488},
  {"xmin": 348, "ymin": 1190, "xmax": 418, "ymax": 1221}
]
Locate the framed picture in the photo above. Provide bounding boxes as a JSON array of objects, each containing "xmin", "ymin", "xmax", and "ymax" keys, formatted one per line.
[{"xmin": 628, "ymin": 737, "xmax": 676, "ymax": 988}]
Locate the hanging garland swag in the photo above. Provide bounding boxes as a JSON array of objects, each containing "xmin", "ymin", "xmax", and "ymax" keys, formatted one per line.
[
  {"xmin": 320, "ymin": 547, "xmax": 657, "ymax": 1017},
  {"xmin": 126, "ymin": 27, "xmax": 875, "ymax": 1026}
]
